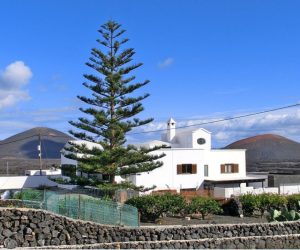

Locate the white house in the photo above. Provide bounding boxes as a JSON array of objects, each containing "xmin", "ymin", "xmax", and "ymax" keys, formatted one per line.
[
  {"xmin": 60, "ymin": 119, "xmax": 266, "ymax": 193},
  {"xmin": 125, "ymin": 118, "xmax": 266, "ymax": 192}
]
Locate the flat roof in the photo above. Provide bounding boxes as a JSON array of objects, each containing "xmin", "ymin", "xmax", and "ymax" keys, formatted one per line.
[{"xmin": 204, "ymin": 175, "xmax": 267, "ymax": 184}]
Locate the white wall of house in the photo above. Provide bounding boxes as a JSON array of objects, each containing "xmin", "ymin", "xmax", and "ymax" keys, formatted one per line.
[
  {"xmin": 203, "ymin": 149, "xmax": 246, "ymax": 181},
  {"xmin": 126, "ymin": 118, "xmax": 250, "ymax": 191},
  {"xmin": 61, "ymin": 154, "xmax": 77, "ymax": 166},
  {"xmin": 128, "ymin": 149, "xmax": 204, "ymax": 191},
  {"xmin": 127, "ymin": 147, "xmax": 246, "ymax": 191},
  {"xmin": 61, "ymin": 140, "xmax": 103, "ymax": 167}
]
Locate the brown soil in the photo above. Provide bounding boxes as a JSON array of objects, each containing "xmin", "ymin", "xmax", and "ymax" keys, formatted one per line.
[{"xmin": 140, "ymin": 214, "xmax": 268, "ymax": 226}]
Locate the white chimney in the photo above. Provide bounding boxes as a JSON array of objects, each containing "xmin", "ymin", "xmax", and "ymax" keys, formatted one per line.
[{"xmin": 167, "ymin": 118, "xmax": 176, "ymax": 142}]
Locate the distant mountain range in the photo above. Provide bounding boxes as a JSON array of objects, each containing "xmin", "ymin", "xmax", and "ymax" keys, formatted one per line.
[
  {"xmin": 225, "ymin": 134, "xmax": 300, "ymax": 172},
  {"xmin": 0, "ymin": 127, "xmax": 73, "ymax": 175},
  {"xmin": 2, "ymin": 128, "xmax": 300, "ymax": 175}
]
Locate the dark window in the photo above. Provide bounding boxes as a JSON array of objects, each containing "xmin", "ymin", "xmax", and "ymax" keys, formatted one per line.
[
  {"xmin": 197, "ymin": 138, "xmax": 206, "ymax": 145},
  {"xmin": 177, "ymin": 164, "xmax": 197, "ymax": 174},
  {"xmin": 182, "ymin": 164, "xmax": 192, "ymax": 174}
]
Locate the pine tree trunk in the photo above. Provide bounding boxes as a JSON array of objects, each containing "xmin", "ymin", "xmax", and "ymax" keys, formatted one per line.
[{"xmin": 110, "ymin": 174, "xmax": 115, "ymax": 183}]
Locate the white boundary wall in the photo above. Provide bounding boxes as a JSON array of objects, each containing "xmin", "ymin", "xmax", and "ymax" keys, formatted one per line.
[
  {"xmin": 0, "ymin": 176, "xmax": 57, "ymax": 190},
  {"xmin": 214, "ymin": 187, "xmax": 279, "ymax": 199},
  {"xmin": 280, "ymin": 184, "xmax": 300, "ymax": 195}
]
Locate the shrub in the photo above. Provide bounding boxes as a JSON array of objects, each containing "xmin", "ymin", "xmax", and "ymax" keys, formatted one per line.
[
  {"xmin": 159, "ymin": 193, "xmax": 186, "ymax": 216},
  {"xmin": 125, "ymin": 193, "xmax": 187, "ymax": 222},
  {"xmin": 188, "ymin": 197, "xmax": 222, "ymax": 220},
  {"xmin": 239, "ymin": 193, "xmax": 259, "ymax": 216},
  {"xmin": 61, "ymin": 164, "xmax": 76, "ymax": 177},
  {"xmin": 287, "ymin": 194, "xmax": 300, "ymax": 210},
  {"xmin": 12, "ymin": 191, "xmax": 22, "ymax": 200},
  {"xmin": 13, "ymin": 189, "xmax": 43, "ymax": 201},
  {"xmin": 125, "ymin": 195, "xmax": 164, "ymax": 222},
  {"xmin": 256, "ymin": 193, "xmax": 287, "ymax": 217},
  {"xmin": 240, "ymin": 193, "xmax": 287, "ymax": 217}
]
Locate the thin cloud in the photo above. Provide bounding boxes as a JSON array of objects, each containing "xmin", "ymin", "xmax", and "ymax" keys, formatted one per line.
[
  {"xmin": 0, "ymin": 61, "xmax": 32, "ymax": 108},
  {"xmin": 128, "ymin": 107, "xmax": 300, "ymax": 148},
  {"xmin": 158, "ymin": 57, "xmax": 174, "ymax": 69}
]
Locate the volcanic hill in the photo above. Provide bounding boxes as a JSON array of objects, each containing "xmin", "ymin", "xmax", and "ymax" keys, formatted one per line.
[
  {"xmin": 0, "ymin": 127, "xmax": 73, "ymax": 175},
  {"xmin": 225, "ymin": 134, "xmax": 300, "ymax": 172}
]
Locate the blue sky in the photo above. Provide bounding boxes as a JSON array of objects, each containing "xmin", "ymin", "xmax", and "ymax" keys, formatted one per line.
[{"xmin": 1, "ymin": 0, "xmax": 300, "ymax": 147}]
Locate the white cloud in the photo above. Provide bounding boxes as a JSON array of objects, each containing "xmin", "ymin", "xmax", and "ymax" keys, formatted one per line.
[
  {"xmin": 158, "ymin": 57, "xmax": 174, "ymax": 69},
  {"xmin": 128, "ymin": 107, "xmax": 300, "ymax": 148},
  {"xmin": 0, "ymin": 61, "xmax": 32, "ymax": 108}
]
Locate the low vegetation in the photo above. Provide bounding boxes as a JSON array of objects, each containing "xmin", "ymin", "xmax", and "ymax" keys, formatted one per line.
[
  {"xmin": 127, "ymin": 192, "xmax": 300, "ymax": 223},
  {"xmin": 189, "ymin": 196, "xmax": 222, "ymax": 220},
  {"xmin": 125, "ymin": 193, "xmax": 222, "ymax": 222},
  {"xmin": 239, "ymin": 193, "xmax": 287, "ymax": 217}
]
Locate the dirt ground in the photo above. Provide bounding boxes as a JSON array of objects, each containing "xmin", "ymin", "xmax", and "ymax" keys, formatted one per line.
[{"xmin": 140, "ymin": 214, "xmax": 268, "ymax": 226}]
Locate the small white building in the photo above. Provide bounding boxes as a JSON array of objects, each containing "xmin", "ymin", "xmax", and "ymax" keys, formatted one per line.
[
  {"xmin": 25, "ymin": 169, "xmax": 62, "ymax": 177},
  {"xmin": 61, "ymin": 140, "xmax": 106, "ymax": 179},
  {"xmin": 125, "ymin": 118, "xmax": 266, "ymax": 192}
]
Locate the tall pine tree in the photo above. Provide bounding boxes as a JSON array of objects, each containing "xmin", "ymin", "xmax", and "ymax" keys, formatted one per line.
[{"xmin": 66, "ymin": 20, "xmax": 165, "ymax": 184}]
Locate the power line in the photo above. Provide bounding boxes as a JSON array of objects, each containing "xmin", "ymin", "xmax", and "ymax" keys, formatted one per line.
[
  {"xmin": 128, "ymin": 103, "xmax": 300, "ymax": 135},
  {"xmin": 0, "ymin": 103, "xmax": 299, "ymax": 143}
]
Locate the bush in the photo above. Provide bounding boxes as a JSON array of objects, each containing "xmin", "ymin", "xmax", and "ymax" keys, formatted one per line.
[
  {"xmin": 240, "ymin": 193, "xmax": 259, "ymax": 216},
  {"xmin": 61, "ymin": 164, "xmax": 76, "ymax": 177},
  {"xmin": 188, "ymin": 197, "xmax": 222, "ymax": 220},
  {"xmin": 125, "ymin": 195, "xmax": 164, "ymax": 222},
  {"xmin": 125, "ymin": 193, "xmax": 186, "ymax": 222},
  {"xmin": 256, "ymin": 193, "xmax": 287, "ymax": 217},
  {"xmin": 13, "ymin": 189, "xmax": 43, "ymax": 201},
  {"xmin": 159, "ymin": 193, "xmax": 186, "ymax": 216},
  {"xmin": 240, "ymin": 193, "xmax": 287, "ymax": 217},
  {"xmin": 287, "ymin": 194, "xmax": 300, "ymax": 210}
]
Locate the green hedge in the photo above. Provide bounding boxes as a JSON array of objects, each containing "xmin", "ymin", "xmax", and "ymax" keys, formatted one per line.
[
  {"xmin": 125, "ymin": 193, "xmax": 186, "ymax": 222},
  {"xmin": 240, "ymin": 193, "xmax": 287, "ymax": 216},
  {"xmin": 189, "ymin": 196, "xmax": 222, "ymax": 219},
  {"xmin": 125, "ymin": 193, "xmax": 222, "ymax": 222}
]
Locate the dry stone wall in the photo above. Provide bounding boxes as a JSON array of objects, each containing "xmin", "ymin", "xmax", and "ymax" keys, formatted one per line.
[{"xmin": 0, "ymin": 208, "xmax": 300, "ymax": 249}]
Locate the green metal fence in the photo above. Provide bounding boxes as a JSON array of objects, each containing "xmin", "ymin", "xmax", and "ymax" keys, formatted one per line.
[{"xmin": 18, "ymin": 189, "xmax": 139, "ymax": 227}]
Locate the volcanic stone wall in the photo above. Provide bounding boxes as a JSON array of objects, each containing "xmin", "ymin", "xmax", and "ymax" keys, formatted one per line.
[{"xmin": 1, "ymin": 208, "xmax": 300, "ymax": 249}]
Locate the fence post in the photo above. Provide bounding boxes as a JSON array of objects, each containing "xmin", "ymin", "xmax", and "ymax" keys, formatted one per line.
[
  {"xmin": 119, "ymin": 204, "xmax": 122, "ymax": 226},
  {"xmin": 68, "ymin": 194, "xmax": 70, "ymax": 217},
  {"xmin": 64, "ymin": 193, "xmax": 67, "ymax": 216},
  {"xmin": 43, "ymin": 189, "xmax": 46, "ymax": 210},
  {"xmin": 78, "ymin": 194, "xmax": 81, "ymax": 219}
]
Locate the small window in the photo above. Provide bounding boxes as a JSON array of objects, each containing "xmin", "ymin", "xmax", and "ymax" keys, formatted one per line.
[
  {"xmin": 221, "ymin": 164, "xmax": 239, "ymax": 174},
  {"xmin": 182, "ymin": 164, "xmax": 192, "ymax": 174},
  {"xmin": 177, "ymin": 164, "xmax": 197, "ymax": 174},
  {"xmin": 197, "ymin": 138, "xmax": 206, "ymax": 145},
  {"xmin": 204, "ymin": 165, "xmax": 208, "ymax": 177}
]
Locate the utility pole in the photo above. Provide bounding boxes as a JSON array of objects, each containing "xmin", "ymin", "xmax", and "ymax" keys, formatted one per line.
[
  {"xmin": 38, "ymin": 133, "xmax": 42, "ymax": 175},
  {"xmin": 6, "ymin": 161, "xmax": 8, "ymax": 176}
]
